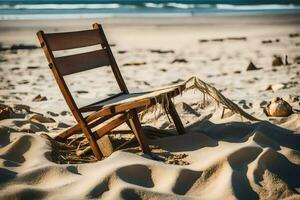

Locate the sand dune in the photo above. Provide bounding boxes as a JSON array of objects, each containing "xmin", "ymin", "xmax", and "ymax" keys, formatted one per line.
[{"xmin": 1, "ymin": 118, "xmax": 300, "ymax": 199}]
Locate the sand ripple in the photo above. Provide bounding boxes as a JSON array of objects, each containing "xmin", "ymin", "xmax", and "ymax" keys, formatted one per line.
[{"xmin": 0, "ymin": 119, "xmax": 300, "ymax": 200}]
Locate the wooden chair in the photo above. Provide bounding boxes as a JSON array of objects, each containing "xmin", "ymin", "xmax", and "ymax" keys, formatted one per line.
[{"xmin": 37, "ymin": 23, "xmax": 185, "ymax": 160}]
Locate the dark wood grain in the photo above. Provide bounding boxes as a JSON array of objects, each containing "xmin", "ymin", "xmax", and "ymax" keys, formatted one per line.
[
  {"xmin": 55, "ymin": 49, "xmax": 110, "ymax": 75},
  {"xmin": 44, "ymin": 29, "xmax": 102, "ymax": 51}
]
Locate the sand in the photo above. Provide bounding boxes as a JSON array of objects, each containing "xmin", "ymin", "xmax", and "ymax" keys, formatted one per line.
[{"xmin": 0, "ymin": 14, "xmax": 300, "ymax": 199}]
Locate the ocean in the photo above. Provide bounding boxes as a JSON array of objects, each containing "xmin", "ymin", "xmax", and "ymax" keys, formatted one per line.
[{"xmin": 0, "ymin": 0, "xmax": 300, "ymax": 20}]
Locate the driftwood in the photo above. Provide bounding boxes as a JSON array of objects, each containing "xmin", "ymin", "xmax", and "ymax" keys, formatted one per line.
[{"xmin": 140, "ymin": 76, "xmax": 259, "ymax": 121}]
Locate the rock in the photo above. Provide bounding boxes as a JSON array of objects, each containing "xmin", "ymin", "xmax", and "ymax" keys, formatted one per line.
[
  {"xmin": 117, "ymin": 50, "xmax": 127, "ymax": 54},
  {"xmin": 289, "ymin": 33, "xmax": 299, "ymax": 38},
  {"xmin": 238, "ymin": 100, "xmax": 252, "ymax": 109},
  {"xmin": 199, "ymin": 39, "xmax": 209, "ymax": 43},
  {"xmin": 18, "ymin": 80, "xmax": 29, "ymax": 84},
  {"xmin": 10, "ymin": 44, "xmax": 39, "ymax": 50},
  {"xmin": 27, "ymin": 66, "xmax": 40, "ymax": 70},
  {"xmin": 264, "ymin": 97, "xmax": 293, "ymax": 117},
  {"xmin": 143, "ymin": 81, "xmax": 150, "ymax": 86},
  {"xmin": 14, "ymin": 104, "xmax": 30, "ymax": 112},
  {"xmin": 60, "ymin": 111, "xmax": 71, "ymax": 116},
  {"xmin": 272, "ymin": 68, "xmax": 277, "ymax": 72},
  {"xmin": 260, "ymin": 100, "xmax": 268, "ymax": 107},
  {"xmin": 227, "ymin": 37, "xmax": 247, "ymax": 41},
  {"xmin": 0, "ymin": 104, "xmax": 13, "ymax": 120},
  {"xmin": 211, "ymin": 38, "xmax": 224, "ymax": 42},
  {"xmin": 0, "ymin": 44, "xmax": 38, "ymax": 51},
  {"xmin": 123, "ymin": 62, "xmax": 147, "ymax": 67},
  {"xmin": 265, "ymin": 83, "xmax": 285, "ymax": 91},
  {"xmin": 262, "ymin": 40, "xmax": 272, "ymax": 44},
  {"xmin": 171, "ymin": 78, "xmax": 184, "ymax": 84},
  {"xmin": 27, "ymin": 113, "xmax": 55, "ymax": 123},
  {"xmin": 294, "ymin": 56, "xmax": 300, "ymax": 64},
  {"xmin": 75, "ymin": 90, "xmax": 88, "ymax": 94},
  {"xmin": 47, "ymin": 111, "xmax": 59, "ymax": 117},
  {"xmin": 0, "ymin": 57, "xmax": 8, "ymax": 63},
  {"xmin": 19, "ymin": 123, "xmax": 40, "ymax": 133},
  {"xmin": 57, "ymin": 122, "xmax": 70, "ymax": 128},
  {"xmin": 19, "ymin": 122, "xmax": 48, "ymax": 133},
  {"xmin": 171, "ymin": 58, "xmax": 188, "ymax": 64},
  {"xmin": 10, "ymin": 67, "xmax": 20, "ymax": 71},
  {"xmin": 11, "ymin": 104, "xmax": 30, "ymax": 118},
  {"xmin": 272, "ymin": 56, "xmax": 284, "ymax": 67},
  {"xmin": 32, "ymin": 94, "xmax": 47, "ymax": 102},
  {"xmin": 211, "ymin": 58, "xmax": 220, "ymax": 61},
  {"xmin": 246, "ymin": 62, "xmax": 260, "ymax": 71},
  {"xmin": 149, "ymin": 49, "xmax": 175, "ymax": 54}
]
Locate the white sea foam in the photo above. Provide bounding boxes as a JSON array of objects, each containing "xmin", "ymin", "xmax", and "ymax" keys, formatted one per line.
[
  {"xmin": 195, "ymin": 4, "xmax": 212, "ymax": 8},
  {"xmin": 144, "ymin": 3, "xmax": 164, "ymax": 8},
  {"xmin": 0, "ymin": 3, "xmax": 299, "ymax": 11},
  {"xmin": 166, "ymin": 3, "xmax": 195, "ymax": 9},
  {"xmin": 0, "ymin": 13, "xmax": 192, "ymax": 20},
  {"xmin": 216, "ymin": 4, "xmax": 299, "ymax": 10},
  {"xmin": 0, "ymin": 3, "xmax": 299, "ymax": 20},
  {"xmin": 0, "ymin": 3, "xmax": 123, "ymax": 10}
]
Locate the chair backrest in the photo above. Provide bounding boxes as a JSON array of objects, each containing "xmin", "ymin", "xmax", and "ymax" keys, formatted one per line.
[{"xmin": 37, "ymin": 23, "xmax": 128, "ymax": 115}]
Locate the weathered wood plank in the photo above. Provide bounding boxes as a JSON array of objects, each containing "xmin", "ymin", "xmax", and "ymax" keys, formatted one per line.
[
  {"xmin": 167, "ymin": 99, "xmax": 185, "ymax": 135},
  {"xmin": 128, "ymin": 110, "xmax": 151, "ymax": 154},
  {"xmin": 44, "ymin": 29, "xmax": 102, "ymax": 51},
  {"xmin": 94, "ymin": 113, "xmax": 129, "ymax": 139},
  {"xmin": 55, "ymin": 49, "xmax": 110, "ymax": 76}
]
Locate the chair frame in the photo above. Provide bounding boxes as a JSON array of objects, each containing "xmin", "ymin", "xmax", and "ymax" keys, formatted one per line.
[{"xmin": 37, "ymin": 23, "xmax": 185, "ymax": 160}]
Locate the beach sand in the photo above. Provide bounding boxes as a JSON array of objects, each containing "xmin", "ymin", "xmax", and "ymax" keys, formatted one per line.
[{"xmin": 0, "ymin": 14, "xmax": 300, "ymax": 199}]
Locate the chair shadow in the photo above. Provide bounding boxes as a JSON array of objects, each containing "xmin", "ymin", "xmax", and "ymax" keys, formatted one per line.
[
  {"xmin": 140, "ymin": 109, "xmax": 300, "ymax": 154},
  {"xmin": 187, "ymin": 119, "xmax": 300, "ymax": 151},
  {"xmin": 144, "ymin": 116, "xmax": 300, "ymax": 199}
]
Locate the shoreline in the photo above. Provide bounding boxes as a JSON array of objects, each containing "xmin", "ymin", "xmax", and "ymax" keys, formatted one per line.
[
  {"xmin": 1, "ymin": 13, "xmax": 299, "ymax": 46},
  {"xmin": 1, "ymin": 13, "xmax": 300, "ymax": 24},
  {"xmin": 1, "ymin": 10, "xmax": 300, "ymax": 20}
]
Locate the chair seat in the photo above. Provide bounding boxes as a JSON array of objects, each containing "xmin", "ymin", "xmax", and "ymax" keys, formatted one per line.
[{"xmin": 79, "ymin": 84, "xmax": 186, "ymax": 113}]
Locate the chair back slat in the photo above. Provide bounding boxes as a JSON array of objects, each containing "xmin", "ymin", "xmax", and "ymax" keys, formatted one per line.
[
  {"xmin": 55, "ymin": 49, "xmax": 110, "ymax": 76},
  {"xmin": 37, "ymin": 23, "xmax": 129, "ymax": 109},
  {"xmin": 44, "ymin": 29, "xmax": 102, "ymax": 51}
]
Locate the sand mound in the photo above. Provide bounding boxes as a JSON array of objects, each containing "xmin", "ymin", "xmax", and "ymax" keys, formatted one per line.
[{"xmin": 1, "ymin": 118, "xmax": 300, "ymax": 199}]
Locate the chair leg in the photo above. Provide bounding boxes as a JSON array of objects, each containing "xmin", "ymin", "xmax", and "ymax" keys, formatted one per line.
[
  {"xmin": 128, "ymin": 110, "xmax": 151, "ymax": 154},
  {"xmin": 55, "ymin": 122, "xmax": 104, "ymax": 160},
  {"xmin": 79, "ymin": 121, "xmax": 103, "ymax": 160},
  {"xmin": 167, "ymin": 99, "xmax": 185, "ymax": 135}
]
